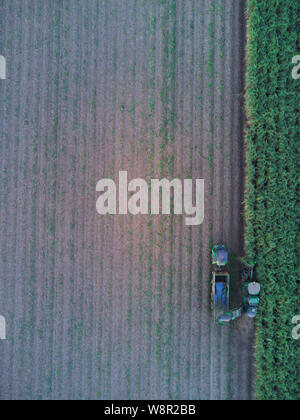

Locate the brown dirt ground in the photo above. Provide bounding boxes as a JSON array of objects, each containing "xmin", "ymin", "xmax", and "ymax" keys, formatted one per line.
[{"xmin": 0, "ymin": 0, "xmax": 254, "ymax": 400}]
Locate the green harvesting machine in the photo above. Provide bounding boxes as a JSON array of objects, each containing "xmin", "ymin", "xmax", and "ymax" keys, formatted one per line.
[
  {"xmin": 242, "ymin": 265, "xmax": 261, "ymax": 319},
  {"xmin": 211, "ymin": 246, "xmax": 261, "ymax": 325}
]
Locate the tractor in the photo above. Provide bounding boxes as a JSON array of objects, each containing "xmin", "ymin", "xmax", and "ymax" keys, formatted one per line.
[
  {"xmin": 212, "ymin": 245, "xmax": 228, "ymax": 268},
  {"xmin": 242, "ymin": 264, "xmax": 261, "ymax": 318}
]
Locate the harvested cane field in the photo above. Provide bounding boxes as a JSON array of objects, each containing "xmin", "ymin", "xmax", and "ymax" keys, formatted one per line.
[{"xmin": 0, "ymin": 0, "xmax": 253, "ymax": 400}]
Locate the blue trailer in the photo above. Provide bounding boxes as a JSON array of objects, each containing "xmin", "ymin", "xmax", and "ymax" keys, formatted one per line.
[{"xmin": 212, "ymin": 272, "xmax": 230, "ymax": 322}]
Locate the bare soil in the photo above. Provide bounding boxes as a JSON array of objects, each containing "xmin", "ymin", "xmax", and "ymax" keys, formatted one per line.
[{"xmin": 0, "ymin": 0, "xmax": 254, "ymax": 400}]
